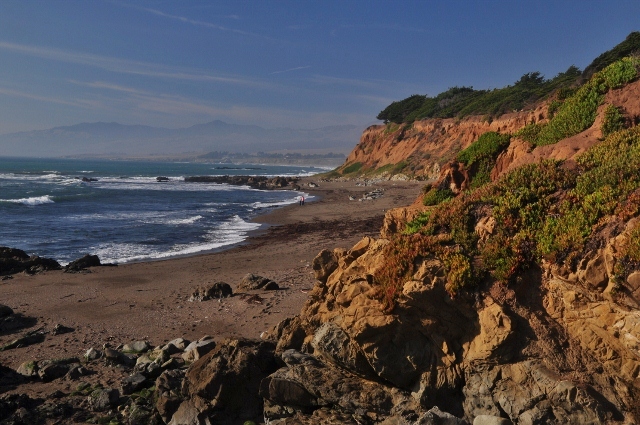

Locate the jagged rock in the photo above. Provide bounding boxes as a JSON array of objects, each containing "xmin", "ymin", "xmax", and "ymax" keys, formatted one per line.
[
  {"xmin": 168, "ymin": 400, "xmax": 207, "ymax": 425},
  {"xmin": 162, "ymin": 338, "xmax": 190, "ymax": 355},
  {"xmin": 189, "ymin": 282, "xmax": 233, "ymax": 301},
  {"xmin": 84, "ymin": 347, "xmax": 102, "ymax": 361},
  {"xmin": 0, "ymin": 246, "xmax": 61, "ymax": 275},
  {"xmin": 156, "ymin": 369, "xmax": 185, "ymax": 424},
  {"xmin": 65, "ymin": 364, "xmax": 88, "ymax": 380},
  {"xmin": 0, "ymin": 304, "xmax": 13, "ymax": 318},
  {"xmin": 128, "ymin": 404, "xmax": 153, "ymax": 425},
  {"xmin": 311, "ymin": 322, "xmax": 376, "ymax": 378},
  {"xmin": 51, "ymin": 323, "xmax": 74, "ymax": 335},
  {"xmin": 179, "ymin": 338, "xmax": 278, "ymax": 424},
  {"xmin": 438, "ymin": 161, "xmax": 470, "ymax": 194},
  {"xmin": 0, "ymin": 393, "xmax": 42, "ymax": 423},
  {"xmin": 181, "ymin": 337, "xmax": 216, "ymax": 363},
  {"xmin": 121, "ymin": 373, "xmax": 148, "ymax": 395},
  {"xmin": 37, "ymin": 358, "xmax": 79, "ymax": 382},
  {"xmin": 260, "ymin": 349, "xmax": 427, "ymax": 423},
  {"xmin": 238, "ymin": 273, "xmax": 279, "ymax": 291},
  {"xmin": 312, "ymin": 249, "xmax": 339, "ymax": 283},
  {"xmin": 473, "ymin": 416, "xmax": 511, "ymax": 425},
  {"xmin": 87, "ymin": 387, "xmax": 120, "ymax": 411},
  {"xmin": 415, "ymin": 406, "xmax": 468, "ymax": 425},
  {"xmin": 64, "ymin": 254, "xmax": 101, "ymax": 272},
  {"xmin": 463, "ymin": 361, "xmax": 620, "ymax": 423},
  {"xmin": 275, "ymin": 232, "xmax": 640, "ymax": 422},
  {"xmin": 16, "ymin": 361, "xmax": 38, "ymax": 377},
  {"xmin": 577, "ymin": 251, "xmax": 609, "ymax": 290},
  {"xmin": 103, "ymin": 347, "xmax": 133, "ymax": 366},
  {"xmin": 280, "ymin": 349, "xmax": 322, "ymax": 367},
  {"xmin": 163, "ymin": 338, "xmax": 190, "ymax": 354},
  {"xmin": 465, "ymin": 299, "xmax": 515, "ymax": 362},
  {"xmin": 123, "ymin": 340, "xmax": 150, "ymax": 353},
  {"xmin": 0, "ymin": 327, "xmax": 46, "ymax": 351},
  {"xmin": 475, "ymin": 216, "xmax": 496, "ymax": 242}
]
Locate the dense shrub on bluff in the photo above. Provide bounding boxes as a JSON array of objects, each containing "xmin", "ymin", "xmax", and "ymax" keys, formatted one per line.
[
  {"xmin": 377, "ymin": 31, "xmax": 640, "ymax": 125},
  {"xmin": 375, "ymin": 124, "xmax": 640, "ymax": 308}
]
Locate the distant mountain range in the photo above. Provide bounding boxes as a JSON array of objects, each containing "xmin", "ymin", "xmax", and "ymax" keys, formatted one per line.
[{"xmin": 0, "ymin": 120, "xmax": 363, "ymax": 158}]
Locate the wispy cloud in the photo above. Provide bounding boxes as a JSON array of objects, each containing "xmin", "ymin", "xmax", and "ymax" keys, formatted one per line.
[
  {"xmin": 68, "ymin": 80, "xmax": 150, "ymax": 95},
  {"xmin": 65, "ymin": 79, "xmax": 370, "ymax": 129},
  {"xmin": 119, "ymin": 3, "xmax": 273, "ymax": 40},
  {"xmin": 0, "ymin": 41, "xmax": 269, "ymax": 87},
  {"xmin": 269, "ymin": 66, "xmax": 311, "ymax": 75},
  {"xmin": 0, "ymin": 86, "xmax": 88, "ymax": 107}
]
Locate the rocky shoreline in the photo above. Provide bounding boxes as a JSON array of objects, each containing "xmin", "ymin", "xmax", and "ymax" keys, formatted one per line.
[
  {"xmin": 3, "ymin": 171, "xmax": 640, "ymax": 423},
  {"xmin": 0, "ymin": 178, "xmax": 427, "ymax": 424}
]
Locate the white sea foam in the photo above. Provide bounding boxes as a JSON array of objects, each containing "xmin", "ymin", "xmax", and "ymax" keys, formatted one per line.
[
  {"xmin": 252, "ymin": 192, "xmax": 314, "ymax": 209},
  {"xmin": 162, "ymin": 215, "xmax": 204, "ymax": 225},
  {"xmin": 0, "ymin": 195, "xmax": 55, "ymax": 205},
  {"xmin": 93, "ymin": 215, "xmax": 261, "ymax": 264},
  {"xmin": 93, "ymin": 178, "xmax": 240, "ymax": 192}
]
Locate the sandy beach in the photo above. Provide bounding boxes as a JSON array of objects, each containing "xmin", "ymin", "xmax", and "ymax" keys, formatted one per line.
[{"xmin": 0, "ymin": 178, "xmax": 423, "ymax": 376}]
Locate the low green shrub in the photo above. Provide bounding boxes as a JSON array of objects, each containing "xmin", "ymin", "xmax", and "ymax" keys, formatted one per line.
[
  {"xmin": 457, "ymin": 132, "xmax": 511, "ymax": 188},
  {"xmin": 404, "ymin": 212, "xmax": 431, "ymax": 235},
  {"xmin": 342, "ymin": 162, "xmax": 363, "ymax": 174},
  {"xmin": 601, "ymin": 104, "xmax": 626, "ymax": 137},
  {"xmin": 519, "ymin": 57, "xmax": 638, "ymax": 147},
  {"xmin": 423, "ymin": 187, "xmax": 454, "ymax": 206}
]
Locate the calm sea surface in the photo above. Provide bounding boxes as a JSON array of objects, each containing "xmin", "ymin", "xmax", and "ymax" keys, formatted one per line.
[{"xmin": 0, "ymin": 157, "xmax": 323, "ymax": 264}]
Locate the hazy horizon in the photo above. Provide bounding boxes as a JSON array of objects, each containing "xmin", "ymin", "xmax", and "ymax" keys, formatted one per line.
[{"xmin": 0, "ymin": 0, "xmax": 639, "ymax": 153}]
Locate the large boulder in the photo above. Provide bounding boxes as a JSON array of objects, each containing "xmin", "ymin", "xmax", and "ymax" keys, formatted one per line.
[
  {"xmin": 0, "ymin": 246, "xmax": 61, "ymax": 275},
  {"xmin": 260, "ymin": 349, "xmax": 437, "ymax": 423},
  {"xmin": 0, "ymin": 304, "xmax": 13, "ymax": 318},
  {"xmin": 237, "ymin": 273, "xmax": 279, "ymax": 291},
  {"xmin": 312, "ymin": 249, "xmax": 339, "ymax": 283},
  {"xmin": 463, "ymin": 361, "xmax": 620, "ymax": 423},
  {"xmin": 181, "ymin": 337, "xmax": 216, "ymax": 363},
  {"xmin": 189, "ymin": 282, "xmax": 233, "ymax": 301},
  {"xmin": 155, "ymin": 369, "xmax": 185, "ymax": 424},
  {"xmin": 176, "ymin": 338, "xmax": 278, "ymax": 424},
  {"xmin": 64, "ymin": 254, "xmax": 101, "ymax": 272}
]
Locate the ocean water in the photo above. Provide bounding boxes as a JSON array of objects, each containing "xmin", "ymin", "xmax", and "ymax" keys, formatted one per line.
[{"xmin": 0, "ymin": 157, "xmax": 323, "ymax": 265}]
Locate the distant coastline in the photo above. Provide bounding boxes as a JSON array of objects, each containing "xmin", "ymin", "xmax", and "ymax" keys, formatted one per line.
[{"xmin": 61, "ymin": 151, "xmax": 346, "ymax": 168}]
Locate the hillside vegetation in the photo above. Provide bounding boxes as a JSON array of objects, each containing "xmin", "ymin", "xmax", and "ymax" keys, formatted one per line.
[
  {"xmin": 376, "ymin": 31, "xmax": 640, "ymax": 125},
  {"xmin": 375, "ymin": 55, "xmax": 640, "ymax": 308}
]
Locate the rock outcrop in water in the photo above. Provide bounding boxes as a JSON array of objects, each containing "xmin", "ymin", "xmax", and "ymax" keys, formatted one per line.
[
  {"xmin": 0, "ymin": 247, "xmax": 61, "ymax": 276},
  {"xmin": 184, "ymin": 175, "xmax": 298, "ymax": 190}
]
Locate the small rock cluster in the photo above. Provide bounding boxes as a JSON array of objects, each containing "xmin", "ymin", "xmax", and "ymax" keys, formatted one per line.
[{"xmin": 2, "ymin": 335, "xmax": 220, "ymax": 425}]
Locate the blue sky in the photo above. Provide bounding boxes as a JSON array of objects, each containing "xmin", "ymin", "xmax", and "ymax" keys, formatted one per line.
[{"xmin": 0, "ymin": 0, "xmax": 638, "ymax": 135}]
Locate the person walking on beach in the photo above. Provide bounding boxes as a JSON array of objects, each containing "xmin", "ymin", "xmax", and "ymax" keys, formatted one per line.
[{"xmin": 299, "ymin": 195, "xmax": 305, "ymax": 206}]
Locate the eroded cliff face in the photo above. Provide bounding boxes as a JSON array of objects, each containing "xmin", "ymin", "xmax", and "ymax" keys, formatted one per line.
[
  {"xmin": 340, "ymin": 105, "xmax": 547, "ymax": 179},
  {"xmin": 340, "ymin": 78, "xmax": 640, "ymax": 184},
  {"xmin": 263, "ymin": 217, "xmax": 640, "ymax": 424}
]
